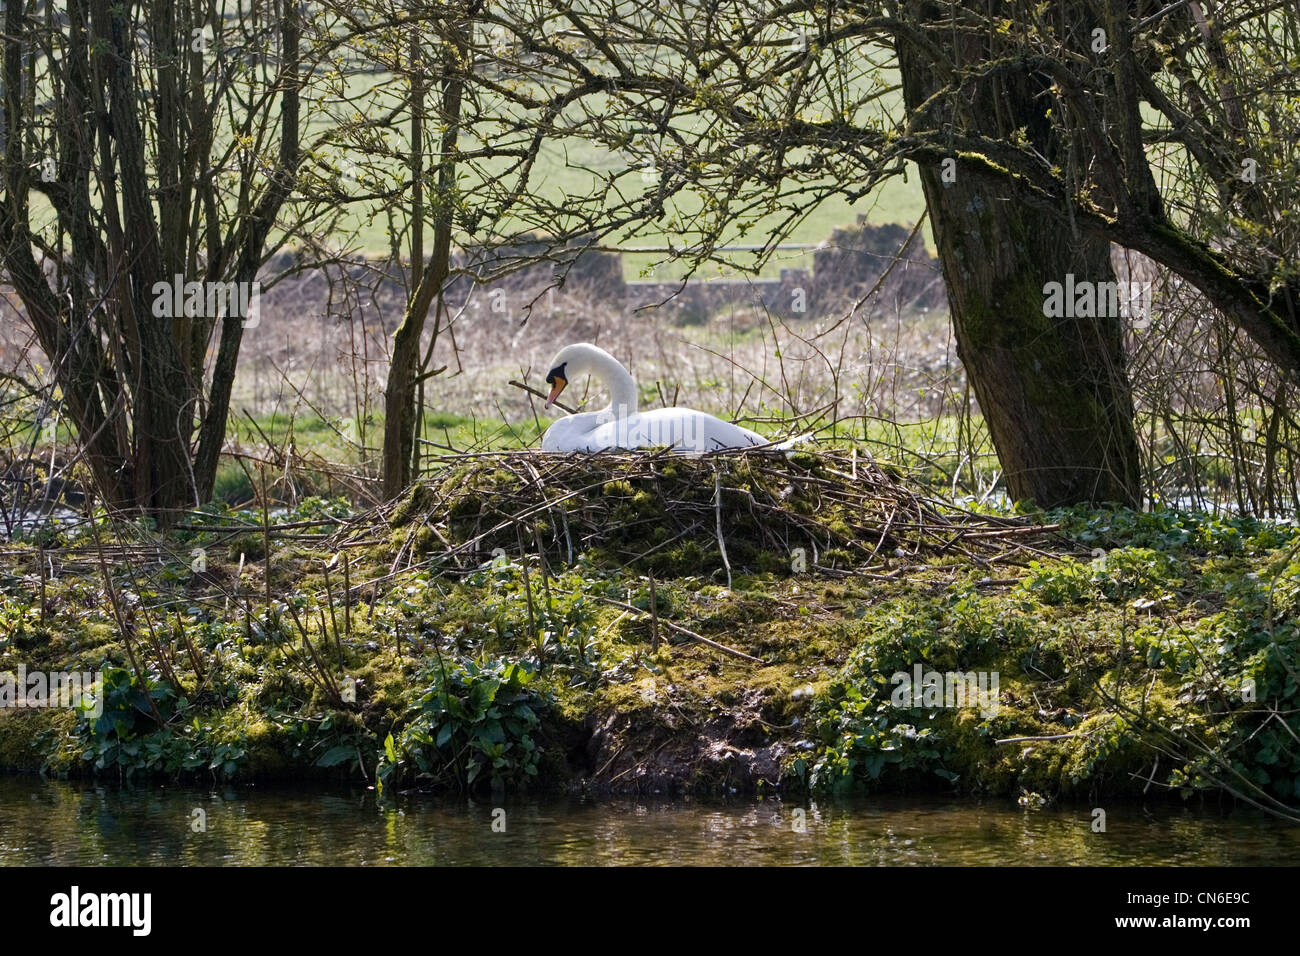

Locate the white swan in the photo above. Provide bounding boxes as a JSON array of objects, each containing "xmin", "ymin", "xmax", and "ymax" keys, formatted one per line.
[{"xmin": 538, "ymin": 343, "xmax": 768, "ymax": 453}]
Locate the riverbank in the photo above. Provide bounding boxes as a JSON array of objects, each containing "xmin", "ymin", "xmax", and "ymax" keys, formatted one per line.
[{"xmin": 1, "ymin": 450, "xmax": 1297, "ymax": 817}]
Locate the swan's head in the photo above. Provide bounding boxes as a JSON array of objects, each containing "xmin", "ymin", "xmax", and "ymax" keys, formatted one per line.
[{"xmin": 543, "ymin": 343, "xmax": 624, "ymax": 409}]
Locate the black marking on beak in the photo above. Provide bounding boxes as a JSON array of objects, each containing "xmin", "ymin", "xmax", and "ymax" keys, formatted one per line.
[{"xmin": 544, "ymin": 362, "xmax": 568, "ymax": 409}]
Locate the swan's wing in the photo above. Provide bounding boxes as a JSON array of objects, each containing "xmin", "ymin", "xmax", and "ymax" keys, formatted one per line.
[
  {"xmin": 542, "ymin": 413, "xmax": 611, "ymax": 452},
  {"xmin": 631, "ymin": 409, "xmax": 766, "ymax": 452},
  {"xmin": 545, "ymin": 408, "xmax": 768, "ymax": 452}
]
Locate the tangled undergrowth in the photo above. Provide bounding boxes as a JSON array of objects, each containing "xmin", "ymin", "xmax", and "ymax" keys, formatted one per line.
[
  {"xmin": 0, "ymin": 450, "xmax": 1297, "ymax": 820},
  {"xmin": 342, "ymin": 448, "xmax": 1075, "ymax": 577}
]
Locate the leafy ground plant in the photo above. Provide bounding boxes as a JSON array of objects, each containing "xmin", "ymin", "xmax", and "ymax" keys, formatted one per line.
[{"xmin": 376, "ymin": 656, "xmax": 544, "ymax": 795}]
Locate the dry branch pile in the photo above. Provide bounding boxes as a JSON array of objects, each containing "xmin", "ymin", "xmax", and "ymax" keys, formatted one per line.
[{"xmin": 333, "ymin": 447, "xmax": 1076, "ymax": 578}]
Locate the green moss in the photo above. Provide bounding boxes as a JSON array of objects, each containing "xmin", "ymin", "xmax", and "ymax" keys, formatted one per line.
[
  {"xmin": 0, "ymin": 710, "xmax": 65, "ymax": 769},
  {"xmin": 226, "ymin": 533, "xmax": 266, "ymax": 562},
  {"xmin": 390, "ymin": 483, "xmax": 435, "ymax": 526}
]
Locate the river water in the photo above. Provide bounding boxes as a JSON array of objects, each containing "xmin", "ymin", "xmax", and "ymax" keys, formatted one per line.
[{"xmin": 2, "ymin": 775, "xmax": 1297, "ymax": 866}]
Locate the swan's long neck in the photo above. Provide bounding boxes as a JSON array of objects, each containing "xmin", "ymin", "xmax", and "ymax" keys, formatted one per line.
[{"xmin": 585, "ymin": 349, "xmax": 638, "ymax": 418}]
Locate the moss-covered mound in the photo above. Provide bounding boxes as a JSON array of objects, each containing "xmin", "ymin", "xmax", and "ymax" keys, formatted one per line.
[{"xmin": 353, "ymin": 448, "xmax": 1071, "ymax": 577}]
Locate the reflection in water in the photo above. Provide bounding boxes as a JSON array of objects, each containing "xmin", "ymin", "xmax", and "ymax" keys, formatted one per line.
[{"xmin": 1, "ymin": 775, "xmax": 1296, "ymax": 866}]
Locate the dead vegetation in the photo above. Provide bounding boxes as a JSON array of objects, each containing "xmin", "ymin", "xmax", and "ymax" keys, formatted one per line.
[{"xmin": 331, "ymin": 446, "xmax": 1078, "ymax": 582}]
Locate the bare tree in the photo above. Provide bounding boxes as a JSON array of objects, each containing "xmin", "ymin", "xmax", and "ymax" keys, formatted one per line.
[
  {"xmin": 0, "ymin": 0, "xmax": 306, "ymax": 517},
  {"xmin": 893, "ymin": 0, "xmax": 1141, "ymax": 504},
  {"xmin": 380, "ymin": 12, "xmax": 467, "ymax": 498}
]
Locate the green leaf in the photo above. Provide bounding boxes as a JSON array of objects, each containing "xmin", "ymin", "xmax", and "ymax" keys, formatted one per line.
[
  {"xmin": 469, "ymin": 678, "xmax": 501, "ymax": 715},
  {"xmin": 317, "ymin": 745, "xmax": 356, "ymax": 767}
]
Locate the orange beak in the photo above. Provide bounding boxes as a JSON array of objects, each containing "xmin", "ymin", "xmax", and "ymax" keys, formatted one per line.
[{"xmin": 544, "ymin": 376, "xmax": 567, "ymax": 409}]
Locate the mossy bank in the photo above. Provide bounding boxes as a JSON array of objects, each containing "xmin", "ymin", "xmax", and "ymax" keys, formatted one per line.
[{"xmin": 1, "ymin": 474, "xmax": 1298, "ymax": 815}]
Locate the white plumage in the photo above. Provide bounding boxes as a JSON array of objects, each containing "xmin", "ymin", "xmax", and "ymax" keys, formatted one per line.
[{"xmin": 538, "ymin": 343, "xmax": 768, "ymax": 454}]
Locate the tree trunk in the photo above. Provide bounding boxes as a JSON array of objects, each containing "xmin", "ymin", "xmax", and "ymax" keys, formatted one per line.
[
  {"xmin": 895, "ymin": 3, "xmax": 1142, "ymax": 507},
  {"xmin": 92, "ymin": 0, "xmax": 195, "ymax": 517},
  {"xmin": 381, "ymin": 37, "xmax": 463, "ymax": 500},
  {"xmin": 192, "ymin": 6, "xmax": 301, "ymax": 504}
]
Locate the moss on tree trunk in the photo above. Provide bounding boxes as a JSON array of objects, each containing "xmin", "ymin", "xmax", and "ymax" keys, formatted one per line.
[{"xmin": 895, "ymin": 1, "xmax": 1142, "ymax": 507}]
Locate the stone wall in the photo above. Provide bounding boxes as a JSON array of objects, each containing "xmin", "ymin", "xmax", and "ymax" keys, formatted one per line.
[
  {"xmin": 812, "ymin": 218, "xmax": 946, "ymax": 316},
  {"xmin": 203, "ymin": 217, "xmax": 947, "ymax": 340},
  {"xmin": 455, "ymin": 217, "xmax": 948, "ymax": 323}
]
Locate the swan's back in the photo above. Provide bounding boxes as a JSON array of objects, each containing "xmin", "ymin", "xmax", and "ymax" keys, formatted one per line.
[{"xmin": 542, "ymin": 407, "xmax": 766, "ymax": 453}]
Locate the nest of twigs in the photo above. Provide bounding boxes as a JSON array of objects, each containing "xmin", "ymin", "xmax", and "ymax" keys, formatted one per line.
[{"xmin": 331, "ymin": 447, "xmax": 1076, "ymax": 579}]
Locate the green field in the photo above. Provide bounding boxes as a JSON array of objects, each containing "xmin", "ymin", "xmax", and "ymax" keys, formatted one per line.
[{"xmin": 303, "ymin": 48, "xmax": 928, "ymax": 273}]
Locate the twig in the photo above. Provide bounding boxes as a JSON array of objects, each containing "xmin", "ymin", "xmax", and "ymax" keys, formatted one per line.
[
  {"xmin": 713, "ymin": 469, "xmax": 732, "ymax": 590},
  {"xmin": 591, "ymin": 594, "xmax": 763, "ymax": 663},
  {"xmin": 648, "ymin": 574, "xmax": 660, "ymax": 653},
  {"xmin": 508, "ymin": 379, "xmax": 579, "ymax": 414}
]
